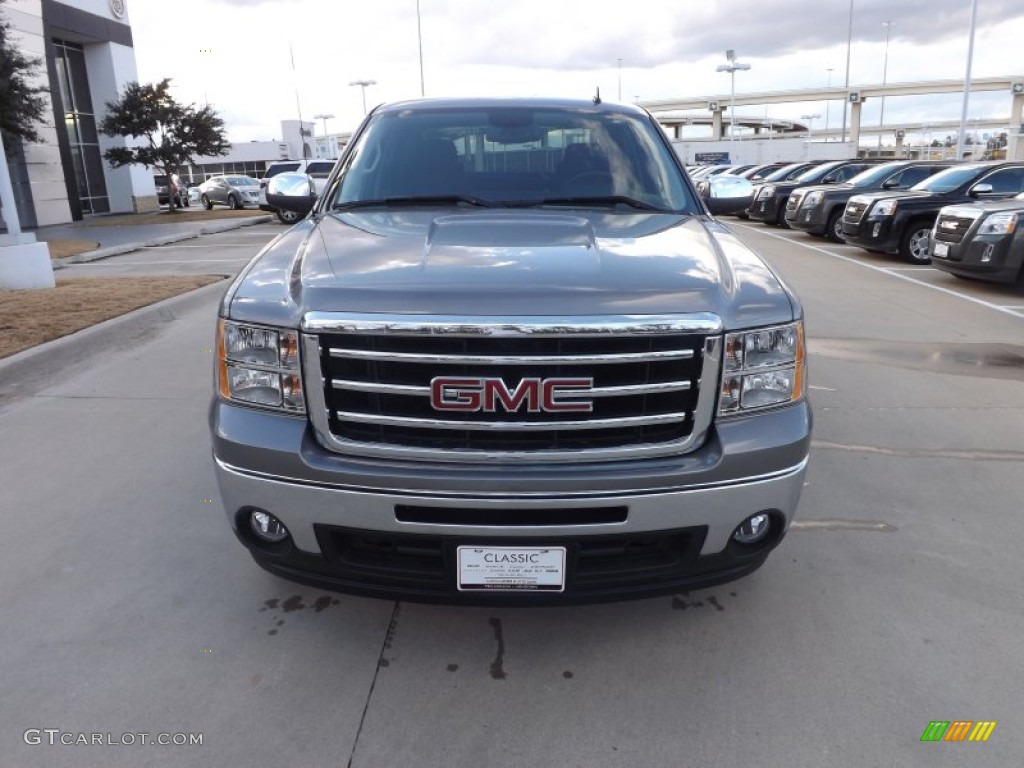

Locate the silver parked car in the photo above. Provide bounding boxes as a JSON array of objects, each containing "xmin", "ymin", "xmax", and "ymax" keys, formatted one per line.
[{"xmin": 199, "ymin": 175, "xmax": 261, "ymax": 210}]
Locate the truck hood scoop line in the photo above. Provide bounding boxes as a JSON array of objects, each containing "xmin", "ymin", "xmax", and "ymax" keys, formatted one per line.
[{"xmin": 422, "ymin": 213, "xmax": 599, "ymax": 272}]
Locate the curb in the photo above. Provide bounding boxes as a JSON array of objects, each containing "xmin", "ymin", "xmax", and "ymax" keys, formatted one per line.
[
  {"xmin": 0, "ymin": 279, "xmax": 230, "ymax": 406},
  {"xmin": 51, "ymin": 215, "xmax": 274, "ymax": 268}
]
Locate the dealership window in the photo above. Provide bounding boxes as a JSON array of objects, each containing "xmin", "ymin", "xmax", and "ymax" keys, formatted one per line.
[{"xmin": 52, "ymin": 40, "xmax": 109, "ymax": 214}]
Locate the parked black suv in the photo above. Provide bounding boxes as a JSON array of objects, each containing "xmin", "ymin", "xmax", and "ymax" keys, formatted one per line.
[
  {"xmin": 929, "ymin": 192, "xmax": 1024, "ymax": 284},
  {"xmin": 748, "ymin": 160, "xmax": 878, "ymax": 227},
  {"xmin": 786, "ymin": 161, "xmax": 953, "ymax": 242},
  {"xmin": 842, "ymin": 162, "xmax": 1024, "ymax": 263},
  {"xmin": 737, "ymin": 162, "xmax": 821, "ymax": 220}
]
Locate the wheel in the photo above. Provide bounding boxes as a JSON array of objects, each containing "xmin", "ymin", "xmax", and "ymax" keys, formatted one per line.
[
  {"xmin": 276, "ymin": 208, "xmax": 301, "ymax": 225},
  {"xmin": 202, "ymin": 194, "xmax": 213, "ymax": 210},
  {"xmin": 228, "ymin": 194, "xmax": 242, "ymax": 210},
  {"xmin": 181, "ymin": 191, "xmax": 190, "ymax": 208},
  {"xmin": 825, "ymin": 208, "xmax": 845, "ymax": 242},
  {"xmin": 899, "ymin": 223, "xmax": 933, "ymax": 263},
  {"xmin": 774, "ymin": 201, "xmax": 790, "ymax": 228}
]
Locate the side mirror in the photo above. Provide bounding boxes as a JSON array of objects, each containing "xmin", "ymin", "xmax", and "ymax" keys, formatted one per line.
[
  {"xmin": 702, "ymin": 175, "xmax": 754, "ymax": 215},
  {"xmin": 266, "ymin": 172, "xmax": 318, "ymax": 214},
  {"xmin": 881, "ymin": 179, "xmax": 900, "ymax": 189},
  {"xmin": 969, "ymin": 182, "xmax": 993, "ymax": 196}
]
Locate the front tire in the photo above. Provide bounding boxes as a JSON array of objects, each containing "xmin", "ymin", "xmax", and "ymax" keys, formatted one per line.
[
  {"xmin": 825, "ymin": 209, "xmax": 845, "ymax": 243},
  {"xmin": 276, "ymin": 208, "xmax": 301, "ymax": 225},
  {"xmin": 202, "ymin": 195, "xmax": 214, "ymax": 210},
  {"xmin": 229, "ymin": 194, "xmax": 242, "ymax": 210},
  {"xmin": 900, "ymin": 222, "xmax": 933, "ymax": 263}
]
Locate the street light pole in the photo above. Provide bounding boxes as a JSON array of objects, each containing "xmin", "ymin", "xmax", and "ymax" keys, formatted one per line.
[
  {"xmin": 349, "ymin": 79, "xmax": 377, "ymax": 115},
  {"xmin": 840, "ymin": 0, "xmax": 854, "ymax": 143},
  {"xmin": 825, "ymin": 67, "xmax": 834, "ymax": 139},
  {"xmin": 416, "ymin": 0, "xmax": 425, "ymax": 97},
  {"xmin": 878, "ymin": 21, "xmax": 893, "ymax": 149},
  {"xmin": 955, "ymin": 0, "xmax": 979, "ymax": 161},
  {"xmin": 802, "ymin": 113, "xmax": 821, "ymax": 157},
  {"xmin": 716, "ymin": 49, "xmax": 751, "ymax": 142}
]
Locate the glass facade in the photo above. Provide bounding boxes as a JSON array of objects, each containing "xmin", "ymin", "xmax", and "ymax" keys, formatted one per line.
[{"xmin": 52, "ymin": 40, "xmax": 109, "ymax": 214}]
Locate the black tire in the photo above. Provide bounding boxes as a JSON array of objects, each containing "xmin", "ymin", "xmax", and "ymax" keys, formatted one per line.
[
  {"xmin": 202, "ymin": 194, "xmax": 214, "ymax": 211},
  {"xmin": 276, "ymin": 208, "xmax": 301, "ymax": 225},
  {"xmin": 774, "ymin": 201, "xmax": 790, "ymax": 228},
  {"xmin": 229, "ymin": 194, "xmax": 242, "ymax": 210},
  {"xmin": 825, "ymin": 208, "xmax": 845, "ymax": 242},
  {"xmin": 181, "ymin": 192, "xmax": 190, "ymax": 208},
  {"xmin": 899, "ymin": 222, "xmax": 933, "ymax": 263}
]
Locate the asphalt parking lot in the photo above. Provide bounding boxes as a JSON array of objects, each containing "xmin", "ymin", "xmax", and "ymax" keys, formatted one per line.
[{"xmin": 1, "ymin": 221, "xmax": 1021, "ymax": 767}]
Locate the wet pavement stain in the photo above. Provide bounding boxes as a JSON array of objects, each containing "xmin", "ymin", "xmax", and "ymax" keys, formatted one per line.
[
  {"xmin": 313, "ymin": 596, "xmax": 334, "ymax": 613},
  {"xmin": 447, "ymin": 664, "xmax": 459, "ymax": 673},
  {"xmin": 281, "ymin": 595, "xmax": 306, "ymax": 613},
  {"xmin": 562, "ymin": 671, "xmax": 574, "ymax": 679},
  {"xmin": 672, "ymin": 593, "xmax": 726, "ymax": 610},
  {"xmin": 810, "ymin": 338, "xmax": 1024, "ymax": 382},
  {"xmin": 251, "ymin": 675, "xmax": 262, "ymax": 686},
  {"xmin": 488, "ymin": 617, "xmax": 507, "ymax": 680}
]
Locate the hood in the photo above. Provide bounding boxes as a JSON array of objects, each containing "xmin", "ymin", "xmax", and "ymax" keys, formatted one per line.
[
  {"xmin": 225, "ymin": 209, "xmax": 796, "ymax": 330},
  {"xmin": 941, "ymin": 198, "xmax": 1024, "ymax": 217}
]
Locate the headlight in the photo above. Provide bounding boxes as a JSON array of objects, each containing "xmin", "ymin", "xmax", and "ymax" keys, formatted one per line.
[
  {"xmin": 873, "ymin": 199, "xmax": 898, "ymax": 216},
  {"xmin": 802, "ymin": 191, "xmax": 823, "ymax": 207},
  {"xmin": 759, "ymin": 185, "xmax": 776, "ymax": 199},
  {"xmin": 978, "ymin": 212, "xmax": 1018, "ymax": 235},
  {"xmin": 217, "ymin": 320, "xmax": 305, "ymax": 412},
  {"xmin": 719, "ymin": 321, "xmax": 806, "ymax": 415}
]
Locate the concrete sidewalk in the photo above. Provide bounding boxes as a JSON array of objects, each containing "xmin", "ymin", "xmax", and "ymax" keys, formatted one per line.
[{"xmin": 31, "ymin": 212, "xmax": 274, "ymax": 267}]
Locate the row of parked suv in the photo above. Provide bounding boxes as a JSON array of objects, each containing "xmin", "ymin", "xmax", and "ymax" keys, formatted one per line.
[{"xmin": 705, "ymin": 158, "xmax": 1024, "ymax": 285}]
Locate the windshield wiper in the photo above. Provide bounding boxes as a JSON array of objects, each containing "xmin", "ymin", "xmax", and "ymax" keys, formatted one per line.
[
  {"xmin": 511, "ymin": 195, "xmax": 669, "ymax": 212},
  {"xmin": 333, "ymin": 195, "xmax": 494, "ymax": 210}
]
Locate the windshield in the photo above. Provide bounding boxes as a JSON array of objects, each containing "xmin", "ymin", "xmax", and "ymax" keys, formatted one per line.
[
  {"xmin": 910, "ymin": 165, "xmax": 986, "ymax": 193},
  {"xmin": 328, "ymin": 106, "xmax": 696, "ymax": 212},
  {"xmin": 761, "ymin": 163, "xmax": 813, "ymax": 183},
  {"xmin": 795, "ymin": 161, "xmax": 844, "ymax": 182},
  {"xmin": 846, "ymin": 162, "xmax": 906, "ymax": 187},
  {"xmin": 225, "ymin": 176, "xmax": 258, "ymax": 186}
]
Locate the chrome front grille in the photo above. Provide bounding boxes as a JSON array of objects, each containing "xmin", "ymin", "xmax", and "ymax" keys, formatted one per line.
[
  {"xmin": 301, "ymin": 313, "xmax": 722, "ymax": 463},
  {"xmin": 844, "ymin": 200, "xmax": 868, "ymax": 224},
  {"xmin": 933, "ymin": 213, "xmax": 979, "ymax": 244},
  {"xmin": 787, "ymin": 191, "xmax": 804, "ymax": 213}
]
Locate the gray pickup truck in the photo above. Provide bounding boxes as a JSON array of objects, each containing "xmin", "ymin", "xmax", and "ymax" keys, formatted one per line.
[{"xmin": 210, "ymin": 98, "xmax": 811, "ymax": 604}]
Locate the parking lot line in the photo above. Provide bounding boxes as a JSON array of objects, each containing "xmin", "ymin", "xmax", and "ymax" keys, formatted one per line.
[
  {"xmin": 142, "ymin": 244, "xmax": 257, "ymax": 248},
  {"xmin": 737, "ymin": 224, "xmax": 1024, "ymax": 321}
]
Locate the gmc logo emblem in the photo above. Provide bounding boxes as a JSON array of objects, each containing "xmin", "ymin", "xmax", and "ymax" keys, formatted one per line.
[{"xmin": 430, "ymin": 377, "xmax": 594, "ymax": 413}]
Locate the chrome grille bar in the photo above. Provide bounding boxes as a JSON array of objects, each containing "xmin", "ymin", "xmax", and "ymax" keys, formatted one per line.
[
  {"xmin": 335, "ymin": 411, "xmax": 689, "ymax": 431},
  {"xmin": 331, "ymin": 379, "xmax": 692, "ymax": 397},
  {"xmin": 328, "ymin": 348, "xmax": 694, "ymax": 364}
]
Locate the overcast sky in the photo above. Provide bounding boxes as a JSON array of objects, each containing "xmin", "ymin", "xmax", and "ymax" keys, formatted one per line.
[{"xmin": 127, "ymin": 0, "xmax": 1023, "ymax": 143}]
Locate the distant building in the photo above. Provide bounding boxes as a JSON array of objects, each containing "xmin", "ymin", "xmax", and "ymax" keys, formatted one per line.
[
  {"xmin": 2, "ymin": 1, "xmax": 351, "ymax": 230},
  {"xmin": 4, "ymin": 0, "xmax": 155, "ymax": 226}
]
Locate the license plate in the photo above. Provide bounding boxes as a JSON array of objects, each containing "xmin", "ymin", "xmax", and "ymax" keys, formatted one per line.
[
  {"xmin": 457, "ymin": 546, "xmax": 566, "ymax": 592},
  {"xmin": 932, "ymin": 241, "xmax": 949, "ymax": 258}
]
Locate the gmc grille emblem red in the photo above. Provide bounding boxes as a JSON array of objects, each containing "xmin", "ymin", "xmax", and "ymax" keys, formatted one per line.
[{"xmin": 430, "ymin": 377, "xmax": 594, "ymax": 413}]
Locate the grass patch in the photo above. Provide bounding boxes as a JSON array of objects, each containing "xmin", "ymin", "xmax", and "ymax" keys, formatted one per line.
[
  {"xmin": 0, "ymin": 276, "xmax": 225, "ymax": 360},
  {"xmin": 42, "ymin": 238, "xmax": 100, "ymax": 259},
  {"xmin": 84, "ymin": 209, "xmax": 268, "ymax": 227}
]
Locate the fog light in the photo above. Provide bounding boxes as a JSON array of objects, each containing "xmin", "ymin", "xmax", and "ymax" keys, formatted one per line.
[
  {"xmin": 733, "ymin": 513, "xmax": 771, "ymax": 545},
  {"xmin": 980, "ymin": 244, "xmax": 994, "ymax": 263},
  {"xmin": 250, "ymin": 510, "xmax": 289, "ymax": 543},
  {"xmin": 872, "ymin": 223, "xmax": 881, "ymax": 237}
]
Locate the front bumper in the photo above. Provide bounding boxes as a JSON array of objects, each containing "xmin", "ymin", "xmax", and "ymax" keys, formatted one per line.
[
  {"xmin": 842, "ymin": 214, "xmax": 901, "ymax": 253},
  {"xmin": 787, "ymin": 202, "xmax": 828, "ymax": 234},
  {"xmin": 211, "ymin": 399, "xmax": 811, "ymax": 603},
  {"xmin": 747, "ymin": 195, "xmax": 784, "ymax": 224},
  {"xmin": 931, "ymin": 233, "xmax": 1023, "ymax": 284}
]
